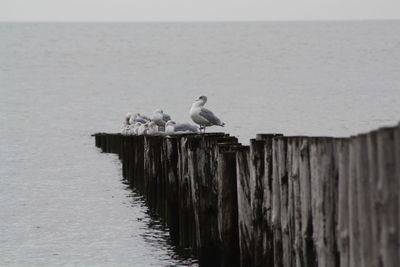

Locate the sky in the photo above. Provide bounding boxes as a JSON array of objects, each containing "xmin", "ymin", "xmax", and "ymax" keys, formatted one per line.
[{"xmin": 1, "ymin": 0, "xmax": 400, "ymax": 21}]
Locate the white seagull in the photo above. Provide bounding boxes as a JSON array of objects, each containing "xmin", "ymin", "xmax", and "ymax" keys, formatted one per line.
[
  {"xmin": 189, "ymin": 96, "xmax": 225, "ymax": 133},
  {"xmin": 121, "ymin": 112, "xmax": 132, "ymax": 135},
  {"xmin": 147, "ymin": 121, "xmax": 165, "ymax": 136},
  {"xmin": 165, "ymin": 120, "xmax": 199, "ymax": 135},
  {"xmin": 130, "ymin": 113, "xmax": 151, "ymax": 124},
  {"xmin": 151, "ymin": 109, "xmax": 172, "ymax": 127},
  {"xmin": 137, "ymin": 122, "xmax": 149, "ymax": 135},
  {"xmin": 131, "ymin": 122, "xmax": 142, "ymax": 135}
]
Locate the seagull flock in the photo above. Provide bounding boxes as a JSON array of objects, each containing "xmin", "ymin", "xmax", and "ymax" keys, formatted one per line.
[{"xmin": 121, "ymin": 96, "xmax": 225, "ymax": 136}]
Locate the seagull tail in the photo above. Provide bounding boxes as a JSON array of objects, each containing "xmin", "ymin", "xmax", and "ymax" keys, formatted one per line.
[{"xmin": 219, "ymin": 122, "xmax": 225, "ymax": 127}]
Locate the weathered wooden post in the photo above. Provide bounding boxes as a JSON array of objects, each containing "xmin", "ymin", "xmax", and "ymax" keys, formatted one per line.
[
  {"xmin": 348, "ymin": 136, "xmax": 361, "ymax": 267},
  {"xmin": 396, "ymin": 123, "xmax": 400, "ymax": 261},
  {"xmin": 309, "ymin": 137, "xmax": 338, "ymax": 267},
  {"xmin": 297, "ymin": 137, "xmax": 318, "ymax": 267},
  {"xmin": 134, "ymin": 136, "xmax": 145, "ymax": 193},
  {"xmin": 99, "ymin": 133, "xmax": 106, "ymax": 151},
  {"xmin": 104, "ymin": 134, "xmax": 110, "ymax": 153},
  {"xmin": 355, "ymin": 134, "xmax": 373, "ymax": 267},
  {"xmin": 187, "ymin": 133, "xmax": 232, "ymax": 266},
  {"xmin": 310, "ymin": 137, "xmax": 337, "ymax": 266},
  {"xmin": 337, "ymin": 138, "xmax": 350, "ymax": 267},
  {"xmin": 94, "ymin": 133, "xmax": 101, "ymax": 148},
  {"xmin": 236, "ymin": 145, "xmax": 253, "ymax": 267},
  {"xmin": 287, "ymin": 137, "xmax": 302, "ymax": 267},
  {"xmin": 217, "ymin": 144, "xmax": 241, "ymax": 267},
  {"xmin": 271, "ymin": 137, "xmax": 282, "ymax": 267},
  {"xmin": 255, "ymin": 133, "xmax": 283, "ymax": 266},
  {"xmin": 367, "ymin": 130, "xmax": 381, "ymax": 267},
  {"xmin": 249, "ymin": 138, "xmax": 266, "ymax": 267},
  {"xmin": 164, "ymin": 136, "xmax": 180, "ymax": 244},
  {"xmin": 376, "ymin": 127, "xmax": 399, "ymax": 267},
  {"xmin": 177, "ymin": 135, "xmax": 197, "ymax": 250},
  {"xmin": 130, "ymin": 136, "xmax": 138, "ymax": 188},
  {"xmin": 143, "ymin": 136, "xmax": 163, "ymax": 214}
]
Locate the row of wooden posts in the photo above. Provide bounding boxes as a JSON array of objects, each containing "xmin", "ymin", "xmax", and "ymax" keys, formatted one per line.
[{"xmin": 93, "ymin": 122, "xmax": 400, "ymax": 267}]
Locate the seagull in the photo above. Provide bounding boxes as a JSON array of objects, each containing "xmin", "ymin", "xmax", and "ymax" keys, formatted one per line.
[
  {"xmin": 151, "ymin": 109, "xmax": 172, "ymax": 127},
  {"xmin": 121, "ymin": 113, "xmax": 132, "ymax": 135},
  {"xmin": 165, "ymin": 120, "xmax": 199, "ymax": 135},
  {"xmin": 131, "ymin": 122, "xmax": 142, "ymax": 135},
  {"xmin": 189, "ymin": 96, "xmax": 225, "ymax": 133},
  {"xmin": 137, "ymin": 122, "xmax": 149, "ymax": 135},
  {"xmin": 147, "ymin": 121, "xmax": 165, "ymax": 136},
  {"xmin": 130, "ymin": 113, "xmax": 151, "ymax": 124}
]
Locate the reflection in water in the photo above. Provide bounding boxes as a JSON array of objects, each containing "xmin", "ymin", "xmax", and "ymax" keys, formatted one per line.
[{"xmin": 124, "ymin": 185, "xmax": 199, "ymax": 267}]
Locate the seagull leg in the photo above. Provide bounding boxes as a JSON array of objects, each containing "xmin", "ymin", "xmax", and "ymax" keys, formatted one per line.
[{"xmin": 200, "ymin": 126, "xmax": 206, "ymax": 134}]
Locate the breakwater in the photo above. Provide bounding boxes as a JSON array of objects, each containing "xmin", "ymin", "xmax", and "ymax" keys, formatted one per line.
[{"xmin": 93, "ymin": 123, "xmax": 399, "ymax": 267}]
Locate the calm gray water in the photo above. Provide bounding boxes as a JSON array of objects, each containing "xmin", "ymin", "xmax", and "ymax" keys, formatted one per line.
[{"xmin": 1, "ymin": 22, "xmax": 400, "ymax": 266}]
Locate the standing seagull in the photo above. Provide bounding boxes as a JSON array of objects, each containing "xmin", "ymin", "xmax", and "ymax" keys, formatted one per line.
[
  {"xmin": 151, "ymin": 109, "xmax": 172, "ymax": 127},
  {"xmin": 190, "ymin": 96, "xmax": 225, "ymax": 133}
]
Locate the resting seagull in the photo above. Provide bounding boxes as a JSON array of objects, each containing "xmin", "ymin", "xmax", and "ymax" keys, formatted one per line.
[
  {"xmin": 190, "ymin": 96, "xmax": 225, "ymax": 133},
  {"xmin": 147, "ymin": 121, "xmax": 165, "ymax": 136},
  {"xmin": 165, "ymin": 120, "xmax": 199, "ymax": 135},
  {"xmin": 131, "ymin": 122, "xmax": 142, "ymax": 135},
  {"xmin": 151, "ymin": 109, "xmax": 172, "ymax": 128},
  {"xmin": 130, "ymin": 113, "xmax": 150, "ymax": 124},
  {"xmin": 137, "ymin": 122, "xmax": 149, "ymax": 135},
  {"xmin": 121, "ymin": 113, "xmax": 132, "ymax": 135}
]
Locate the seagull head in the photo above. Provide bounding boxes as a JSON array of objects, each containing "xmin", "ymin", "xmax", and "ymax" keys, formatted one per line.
[
  {"xmin": 194, "ymin": 95, "xmax": 207, "ymax": 106},
  {"xmin": 154, "ymin": 109, "xmax": 163, "ymax": 114},
  {"xmin": 125, "ymin": 113, "xmax": 132, "ymax": 123}
]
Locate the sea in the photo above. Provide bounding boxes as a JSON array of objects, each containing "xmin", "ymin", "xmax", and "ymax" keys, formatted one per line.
[{"xmin": 1, "ymin": 21, "xmax": 399, "ymax": 266}]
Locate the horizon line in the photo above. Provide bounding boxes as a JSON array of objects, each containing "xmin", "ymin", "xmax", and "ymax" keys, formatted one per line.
[{"xmin": 1, "ymin": 18, "xmax": 400, "ymax": 23}]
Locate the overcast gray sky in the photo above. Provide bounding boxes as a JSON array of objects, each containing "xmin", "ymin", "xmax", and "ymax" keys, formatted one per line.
[{"xmin": 1, "ymin": 0, "xmax": 400, "ymax": 21}]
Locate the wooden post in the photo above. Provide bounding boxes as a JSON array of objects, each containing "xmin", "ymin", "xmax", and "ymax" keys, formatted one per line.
[
  {"xmin": 348, "ymin": 137, "xmax": 361, "ymax": 267},
  {"xmin": 217, "ymin": 144, "xmax": 241, "ymax": 267},
  {"xmin": 366, "ymin": 130, "xmax": 380, "ymax": 267},
  {"xmin": 256, "ymin": 133, "xmax": 283, "ymax": 266},
  {"xmin": 376, "ymin": 127, "xmax": 399, "ymax": 267},
  {"xmin": 236, "ymin": 145, "xmax": 253, "ymax": 267},
  {"xmin": 287, "ymin": 137, "xmax": 302, "ymax": 267},
  {"xmin": 309, "ymin": 137, "xmax": 338, "ymax": 267},
  {"xmin": 187, "ymin": 134, "xmax": 230, "ymax": 266},
  {"xmin": 250, "ymin": 139, "xmax": 266, "ymax": 267},
  {"xmin": 271, "ymin": 136, "xmax": 284, "ymax": 267},
  {"xmin": 177, "ymin": 135, "xmax": 196, "ymax": 251},
  {"xmin": 298, "ymin": 137, "xmax": 318, "ymax": 267},
  {"xmin": 337, "ymin": 138, "xmax": 350, "ymax": 267},
  {"xmin": 396, "ymin": 123, "xmax": 400, "ymax": 262},
  {"xmin": 356, "ymin": 134, "xmax": 374, "ymax": 267},
  {"xmin": 164, "ymin": 136, "xmax": 180, "ymax": 244}
]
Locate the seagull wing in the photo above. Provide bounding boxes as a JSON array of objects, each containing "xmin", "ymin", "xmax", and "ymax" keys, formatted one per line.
[
  {"xmin": 163, "ymin": 113, "xmax": 171, "ymax": 122},
  {"xmin": 135, "ymin": 118, "xmax": 148, "ymax": 124},
  {"xmin": 141, "ymin": 115, "xmax": 151, "ymax": 121},
  {"xmin": 199, "ymin": 108, "xmax": 222, "ymax": 125}
]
